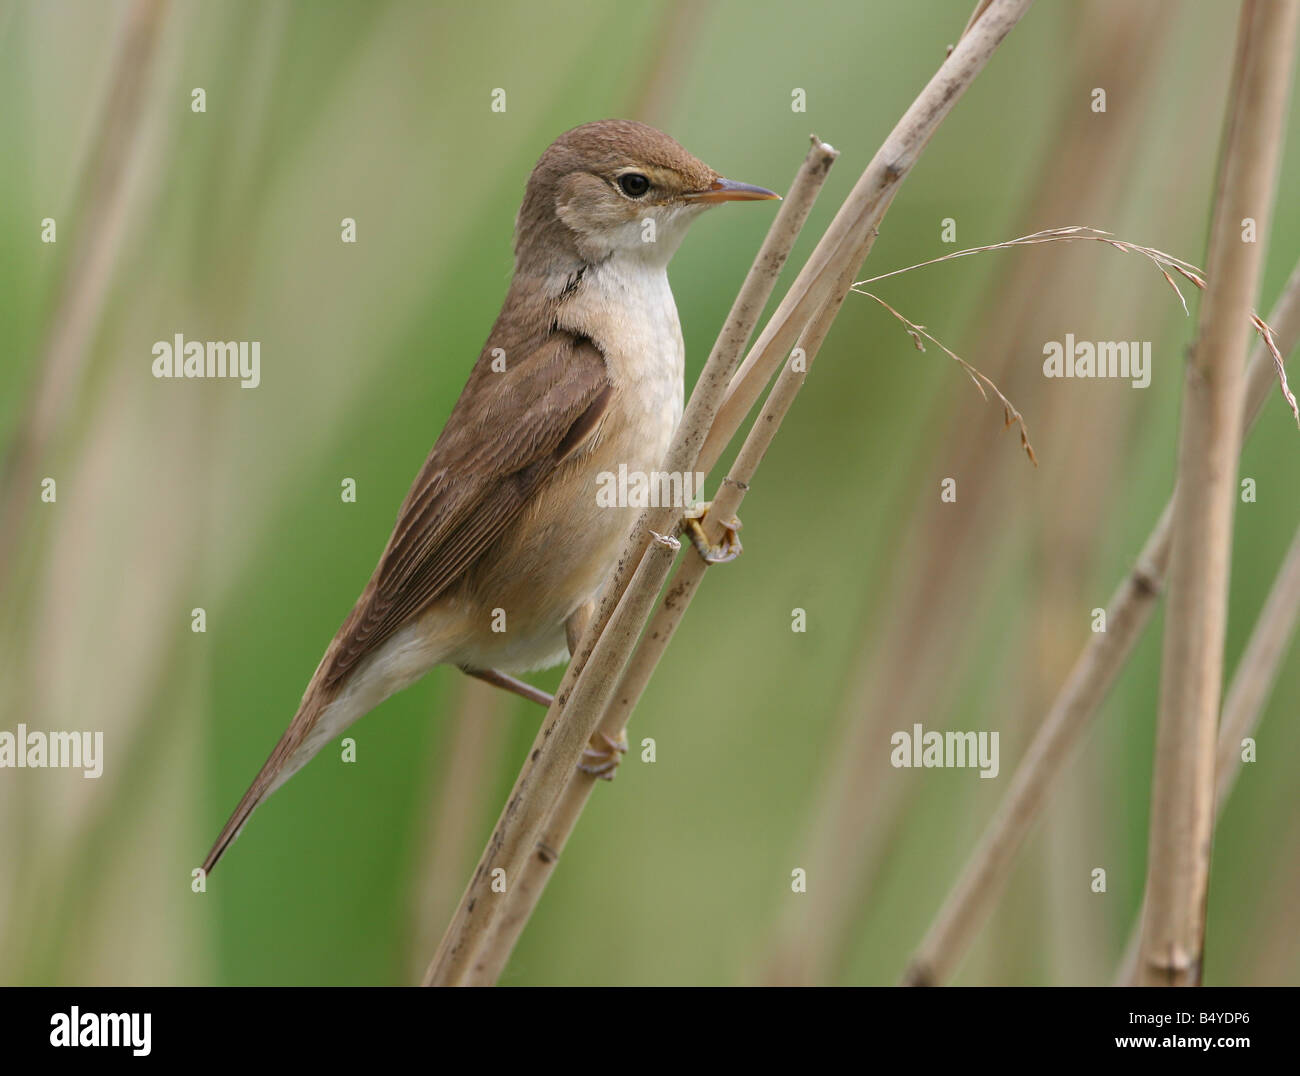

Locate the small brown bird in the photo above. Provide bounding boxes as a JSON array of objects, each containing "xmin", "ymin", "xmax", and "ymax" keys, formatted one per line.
[{"xmin": 203, "ymin": 119, "xmax": 777, "ymax": 873}]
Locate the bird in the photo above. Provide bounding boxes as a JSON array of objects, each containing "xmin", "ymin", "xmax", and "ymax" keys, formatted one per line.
[{"xmin": 202, "ymin": 119, "xmax": 778, "ymax": 875}]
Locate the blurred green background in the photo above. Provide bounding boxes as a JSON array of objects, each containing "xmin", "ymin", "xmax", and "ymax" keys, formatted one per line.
[{"xmin": 2, "ymin": 0, "xmax": 1298, "ymax": 986}]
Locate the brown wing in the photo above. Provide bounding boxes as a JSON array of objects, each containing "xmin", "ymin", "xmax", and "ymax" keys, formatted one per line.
[{"xmin": 321, "ymin": 328, "xmax": 611, "ymax": 687}]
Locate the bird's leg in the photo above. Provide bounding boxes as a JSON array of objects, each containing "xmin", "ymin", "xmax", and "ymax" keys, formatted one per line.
[
  {"xmin": 681, "ymin": 501, "xmax": 743, "ymax": 564},
  {"xmin": 460, "ymin": 598, "xmax": 595, "ymax": 709},
  {"xmin": 565, "ymin": 600, "xmax": 594, "ymax": 658},
  {"xmin": 563, "ymin": 599, "xmax": 626, "ymax": 777},
  {"xmin": 460, "ymin": 667, "xmax": 553, "ymax": 708}
]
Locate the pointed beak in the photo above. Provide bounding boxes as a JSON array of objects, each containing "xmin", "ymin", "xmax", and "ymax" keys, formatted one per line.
[{"xmin": 685, "ymin": 177, "xmax": 782, "ymax": 204}]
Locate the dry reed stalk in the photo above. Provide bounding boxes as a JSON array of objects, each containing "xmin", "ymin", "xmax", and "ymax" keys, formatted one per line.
[
  {"xmin": 695, "ymin": 0, "xmax": 1035, "ymax": 477},
  {"xmin": 408, "ymin": 679, "xmax": 513, "ymax": 982},
  {"xmin": 0, "ymin": 0, "xmax": 169, "ymax": 587},
  {"xmin": 1135, "ymin": 0, "xmax": 1296, "ymax": 988},
  {"xmin": 759, "ymin": 3, "xmax": 1178, "ymax": 983},
  {"xmin": 1212, "ymin": 540, "xmax": 1300, "ymax": 810},
  {"xmin": 1115, "ymin": 518, "xmax": 1300, "ymax": 984},
  {"xmin": 466, "ymin": 258, "xmax": 857, "ymax": 986},
  {"xmin": 423, "ymin": 530, "xmax": 682, "ymax": 985},
  {"xmin": 902, "ymin": 257, "xmax": 1300, "ymax": 987},
  {"xmin": 628, "ymin": 0, "xmax": 707, "ymax": 124},
  {"xmin": 424, "ymin": 0, "xmax": 1036, "ymax": 985},
  {"xmin": 422, "ymin": 135, "xmax": 839, "ymax": 986}
]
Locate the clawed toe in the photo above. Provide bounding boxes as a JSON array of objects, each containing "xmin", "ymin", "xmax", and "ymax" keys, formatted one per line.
[
  {"xmin": 681, "ymin": 501, "xmax": 743, "ymax": 565},
  {"xmin": 579, "ymin": 729, "xmax": 628, "ymax": 780}
]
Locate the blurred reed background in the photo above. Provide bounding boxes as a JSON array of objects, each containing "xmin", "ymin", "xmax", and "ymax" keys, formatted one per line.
[{"xmin": 1, "ymin": 0, "xmax": 1297, "ymax": 986}]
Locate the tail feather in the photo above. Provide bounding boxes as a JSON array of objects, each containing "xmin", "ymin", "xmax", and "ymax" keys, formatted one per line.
[{"xmin": 202, "ymin": 690, "xmax": 331, "ymax": 876}]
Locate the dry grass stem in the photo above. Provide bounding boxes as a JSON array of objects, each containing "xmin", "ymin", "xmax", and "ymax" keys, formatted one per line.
[
  {"xmin": 1116, "ymin": 517, "xmax": 1300, "ymax": 983},
  {"xmin": 423, "ymin": 135, "xmax": 842, "ymax": 985},
  {"xmin": 695, "ymin": 0, "xmax": 1035, "ymax": 478},
  {"xmin": 855, "ymin": 225, "xmax": 1299, "ymax": 425},
  {"xmin": 759, "ymin": 6, "xmax": 1178, "ymax": 984},
  {"xmin": 0, "ymin": 0, "xmax": 169, "ymax": 585},
  {"xmin": 423, "ymin": 529, "xmax": 680, "ymax": 985},
  {"xmin": 424, "ymin": 0, "xmax": 1036, "ymax": 986},
  {"xmin": 1136, "ymin": 0, "xmax": 1296, "ymax": 988},
  {"xmin": 466, "ymin": 258, "xmax": 858, "ymax": 986},
  {"xmin": 957, "ymin": 0, "xmax": 997, "ymax": 48},
  {"xmin": 902, "ymin": 257, "xmax": 1300, "ymax": 987},
  {"xmin": 1212, "ymin": 533, "xmax": 1300, "ymax": 809},
  {"xmin": 856, "ymin": 290, "xmax": 1036, "ymax": 463}
]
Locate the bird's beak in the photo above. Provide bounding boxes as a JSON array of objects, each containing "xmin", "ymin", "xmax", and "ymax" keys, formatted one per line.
[{"xmin": 686, "ymin": 177, "xmax": 781, "ymax": 204}]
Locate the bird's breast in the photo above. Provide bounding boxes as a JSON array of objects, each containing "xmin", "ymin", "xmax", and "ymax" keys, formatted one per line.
[
  {"xmin": 453, "ymin": 261, "xmax": 687, "ymax": 673},
  {"xmin": 577, "ymin": 258, "xmax": 685, "ymax": 448}
]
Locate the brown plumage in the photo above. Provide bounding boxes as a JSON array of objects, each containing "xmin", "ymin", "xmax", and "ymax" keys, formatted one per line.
[
  {"xmin": 202, "ymin": 120, "xmax": 777, "ymax": 875},
  {"xmin": 201, "ymin": 326, "xmax": 610, "ymax": 874}
]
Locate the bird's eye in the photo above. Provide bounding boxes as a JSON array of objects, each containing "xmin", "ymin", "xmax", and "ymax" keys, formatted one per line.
[{"xmin": 618, "ymin": 173, "xmax": 651, "ymax": 198}]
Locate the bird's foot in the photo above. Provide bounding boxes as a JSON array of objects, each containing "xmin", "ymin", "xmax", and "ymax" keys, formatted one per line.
[
  {"xmin": 579, "ymin": 729, "xmax": 628, "ymax": 780},
  {"xmin": 681, "ymin": 501, "xmax": 743, "ymax": 564}
]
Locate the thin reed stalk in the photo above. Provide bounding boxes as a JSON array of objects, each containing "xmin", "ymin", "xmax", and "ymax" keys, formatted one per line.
[
  {"xmin": 1115, "ymin": 517, "xmax": 1300, "ymax": 983},
  {"xmin": 424, "ymin": 0, "xmax": 1036, "ymax": 985},
  {"xmin": 1135, "ymin": 0, "xmax": 1296, "ymax": 987},
  {"xmin": 759, "ymin": 5, "xmax": 1180, "ymax": 983},
  {"xmin": 0, "ymin": 0, "xmax": 169, "ymax": 587},
  {"xmin": 466, "ymin": 258, "xmax": 857, "ymax": 986},
  {"xmin": 423, "ymin": 133, "xmax": 843, "ymax": 986},
  {"xmin": 902, "ymin": 258, "xmax": 1300, "ymax": 987}
]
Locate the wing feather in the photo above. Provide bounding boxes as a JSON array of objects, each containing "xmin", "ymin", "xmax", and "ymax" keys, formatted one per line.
[{"xmin": 321, "ymin": 329, "xmax": 610, "ymax": 686}]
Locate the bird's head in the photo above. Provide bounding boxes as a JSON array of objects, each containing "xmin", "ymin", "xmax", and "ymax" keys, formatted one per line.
[{"xmin": 515, "ymin": 119, "xmax": 779, "ymax": 273}]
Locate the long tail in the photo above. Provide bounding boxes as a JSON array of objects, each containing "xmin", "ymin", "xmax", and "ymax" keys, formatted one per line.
[{"xmin": 202, "ymin": 688, "xmax": 334, "ymax": 876}]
